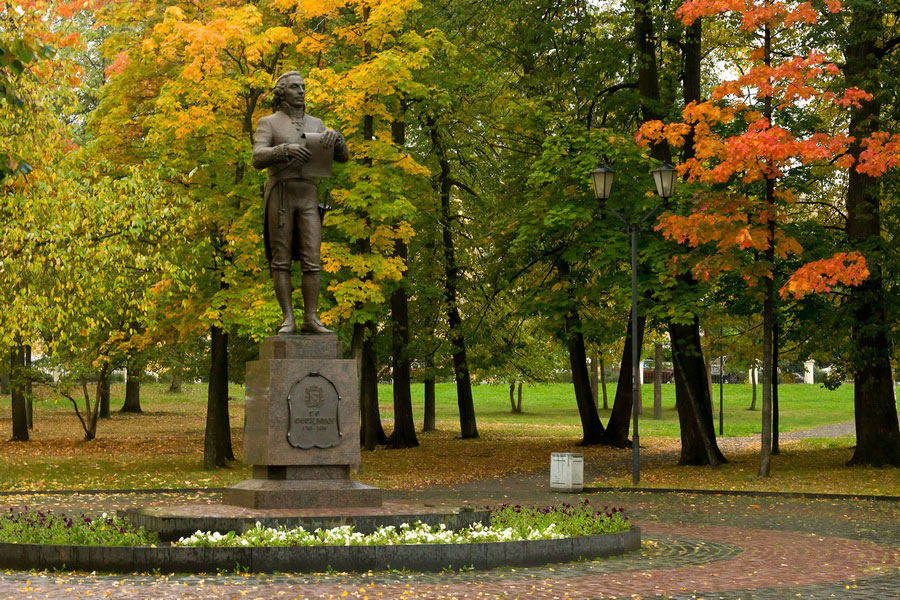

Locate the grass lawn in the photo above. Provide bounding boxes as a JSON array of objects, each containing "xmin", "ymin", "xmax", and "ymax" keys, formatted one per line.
[
  {"xmin": 0, "ymin": 380, "xmax": 895, "ymax": 496},
  {"xmin": 409, "ymin": 381, "xmax": 856, "ymax": 437}
]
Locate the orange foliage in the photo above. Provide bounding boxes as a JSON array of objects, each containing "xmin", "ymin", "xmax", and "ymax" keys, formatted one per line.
[
  {"xmin": 677, "ymin": 0, "xmax": 833, "ymax": 29},
  {"xmin": 780, "ymin": 252, "xmax": 869, "ymax": 298},
  {"xmin": 856, "ymin": 132, "xmax": 900, "ymax": 176},
  {"xmin": 636, "ymin": 0, "xmax": 882, "ymax": 299}
]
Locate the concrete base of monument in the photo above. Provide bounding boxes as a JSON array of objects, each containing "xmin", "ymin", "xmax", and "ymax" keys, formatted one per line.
[
  {"xmin": 221, "ymin": 477, "xmax": 383, "ymax": 510},
  {"xmin": 220, "ymin": 465, "xmax": 383, "ymax": 510},
  {"xmin": 122, "ymin": 502, "xmax": 490, "ymax": 543}
]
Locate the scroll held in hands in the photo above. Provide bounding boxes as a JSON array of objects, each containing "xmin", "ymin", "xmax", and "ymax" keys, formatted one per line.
[{"xmin": 299, "ymin": 132, "xmax": 333, "ymax": 179}]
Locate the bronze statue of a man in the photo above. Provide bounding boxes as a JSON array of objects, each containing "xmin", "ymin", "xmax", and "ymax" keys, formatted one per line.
[{"xmin": 252, "ymin": 71, "xmax": 350, "ymax": 335}]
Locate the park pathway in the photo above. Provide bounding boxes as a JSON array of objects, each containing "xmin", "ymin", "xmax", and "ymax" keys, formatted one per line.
[
  {"xmin": 0, "ymin": 421, "xmax": 897, "ymax": 599},
  {"xmin": 0, "ymin": 480, "xmax": 897, "ymax": 599}
]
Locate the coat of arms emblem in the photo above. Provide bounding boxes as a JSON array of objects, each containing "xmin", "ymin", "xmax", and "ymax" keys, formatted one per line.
[{"xmin": 287, "ymin": 373, "xmax": 341, "ymax": 449}]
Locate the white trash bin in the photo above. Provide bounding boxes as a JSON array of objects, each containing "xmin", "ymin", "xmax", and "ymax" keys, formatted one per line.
[{"xmin": 550, "ymin": 452, "xmax": 583, "ymax": 492}]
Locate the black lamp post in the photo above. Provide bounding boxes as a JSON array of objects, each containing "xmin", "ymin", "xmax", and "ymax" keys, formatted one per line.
[{"xmin": 591, "ymin": 163, "xmax": 677, "ymax": 485}]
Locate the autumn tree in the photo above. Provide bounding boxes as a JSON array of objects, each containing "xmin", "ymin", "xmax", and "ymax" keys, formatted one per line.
[
  {"xmin": 0, "ymin": 1, "xmax": 82, "ymax": 441},
  {"xmin": 640, "ymin": 0, "xmax": 875, "ymax": 474},
  {"xmin": 295, "ymin": 0, "xmax": 441, "ymax": 447},
  {"xmin": 92, "ymin": 1, "xmax": 301, "ymax": 466}
]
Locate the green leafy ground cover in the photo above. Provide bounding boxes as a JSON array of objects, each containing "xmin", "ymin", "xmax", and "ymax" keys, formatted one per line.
[
  {"xmin": 175, "ymin": 501, "xmax": 630, "ymax": 548},
  {"xmin": 0, "ymin": 382, "xmax": 893, "ymax": 496},
  {"xmin": 0, "ymin": 509, "xmax": 158, "ymax": 545},
  {"xmin": 0, "ymin": 502, "xmax": 629, "ymax": 547}
]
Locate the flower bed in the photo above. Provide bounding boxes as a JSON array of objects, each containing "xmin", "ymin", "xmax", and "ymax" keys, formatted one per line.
[
  {"xmin": 0, "ymin": 508, "xmax": 158, "ymax": 546},
  {"xmin": 0, "ymin": 501, "xmax": 639, "ymax": 573},
  {"xmin": 174, "ymin": 499, "xmax": 630, "ymax": 548}
]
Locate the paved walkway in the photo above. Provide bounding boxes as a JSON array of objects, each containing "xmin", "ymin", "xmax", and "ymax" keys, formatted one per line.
[
  {"xmin": 0, "ymin": 477, "xmax": 897, "ymax": 599},
  {"xmin": 0, "ymin": 422, "xmax": 897, "ymax": 599}
]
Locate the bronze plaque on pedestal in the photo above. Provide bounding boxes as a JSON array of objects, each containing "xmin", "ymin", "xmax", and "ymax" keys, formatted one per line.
[{"xmin": 287, "ymin": 373, "xmax": 342, "ymax": 449}]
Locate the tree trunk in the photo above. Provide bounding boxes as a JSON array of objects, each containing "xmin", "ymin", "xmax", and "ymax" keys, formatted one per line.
[
  {"xmin": 168, "ymin": 370, "xmax": 183, "ymax": 394},
  {"xmin": 9, "ymin": 341, "xmax": 28, "ymax": 442},
  {"xmin": 24, "ymin": 345, "xmax": 32, "ymax": 430},
  {"xmin": 84, "ymin": 363, "xmax": 108, "ymax": 442},
  {"xmin": 120, "ymin": 361, "xmax": 144, "ymax": 413},
  {"xmin": 653, "ymin": 342, "xmax": 663, "ymax": 420},
  {"xmin": 204, "ymin": 324, "xmax": 233, "ymax": 469},
  {"xmin": 759, "ymin": 263, "xmax": 774, "ymax": 477},
  {"xmin": 665, "ymin": 19, "xmax": 722, "ymax": 462},
  {"xmin": 599, "ymin": 356, "xmax": 608, "ymax": 410},
  {"xmin": 566, "ymin": 310, "xmax": 605, "ymax": 445},
  {"xmin": 843, "ymin": 3, "xmax": 900, "ymax": 467},
  {"xmin": 352, "ymin": 93, "xmax": 387, "ymax": 449},
  {"xmin": 445, "ymin": 243, "xmax": 478, "ymax": 438},
  {"xmin": 590, "ymin": 352, "xmax": 599, "ymax": 409},
  {"xmin": 749, "ymin": 365, "xmax": 757, "ymax": 410},
  {"xmin": 772, "ymin": 319, "xmax": 780, "ymax": 455},
  {"xmin": 670, "ymin": 319, "xmax": 726, "ymax": 466},
  {"xmin": 386, "ymin": 245, "xmax": 418, "ymax": 449},
  {"xmin": 509, "ymin": 382, "xmax": 517, "ymax": 413},
  {"xmin": 386, "ymin": 119, "xmax": 417, "ymax": 450},
  {"xmin": 167, "ymin": 340, "xmax": 185, "ymax": 394},
  {"xmin": 99, "ymin": 363, "xmax": 111, "ymax": 419},
  {"xmin": 354, "ymin": 321, "xmax": 386, "ymax": 450},
  {"xmin": 423, "ymin": 376, "xmax": 436, "ymax": 432},
  {"xmin": 602, "ymin": 308, "xmax": 645, "ymax": 447},
  {"xmin": 556, "ymin": 259, "xmax": 604, "ymax": 444},
  {"xmin": 432, "ymin": 124, "xmax": 477, "ymax": 439},
  {"xmin": 634, "ymin": 0, "xmax": 672, "ymax": 163},
  {"xmin": 758, "ymin": 24, "xmax": 775, "ymax": 478},
  {"xmin": 682, "ymin": 19, "xmax": 702, "ymax": 158},
  {"xmin": 517, "ymin": 382, "xmax": 523, "ymax": 413}
]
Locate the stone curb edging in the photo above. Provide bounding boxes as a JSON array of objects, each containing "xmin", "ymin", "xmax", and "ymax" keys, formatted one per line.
[
  {"xmin": 0, "ymin": 527, "xmax": 640, "ymax": 573},
  {"xmin": 0, "ymin": 488, "xmax": 214, "ymax": 497},
  {"xmin": 583, "ymin": 486, "xmax": 900, "ymax": 502}
]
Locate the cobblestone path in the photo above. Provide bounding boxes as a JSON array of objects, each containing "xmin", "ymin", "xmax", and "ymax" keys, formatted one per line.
[{"xmin": 0, "ymin": 481, "xmax": 897, "ymax": 599}]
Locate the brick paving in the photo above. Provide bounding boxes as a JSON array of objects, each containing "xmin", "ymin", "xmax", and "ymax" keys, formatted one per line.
[
  {"xmin": 0, "ymin": 480, "xmax": 898, "ymax": 599},
  {"xmin": 0, "ymin": 423, "xmax": 897, "ymax": 599}
]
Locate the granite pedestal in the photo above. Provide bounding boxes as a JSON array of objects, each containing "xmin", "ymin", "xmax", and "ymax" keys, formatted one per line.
[{"xmin": 222, "ymin": 334, "xmax": 381, "ymax": 509}]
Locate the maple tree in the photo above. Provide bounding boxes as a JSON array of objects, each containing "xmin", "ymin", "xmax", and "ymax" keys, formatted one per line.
[
  {"xmin": 638, "ymin": 0, "xmax": 900, "ymax": 472},
  {"xmin": 278, "ymin": 0, "xmax": 438, "ymax": 447},
  {"xmin": 37, "ymin": 163, "xmax": 173, "ymax": 440},
  {"xmin": 90, "ymin": 0, "xmax": 441, "ymax": 455},
  {"xmin": 90, "ymin": 0, "xmax": 302, "ymax": 465}
]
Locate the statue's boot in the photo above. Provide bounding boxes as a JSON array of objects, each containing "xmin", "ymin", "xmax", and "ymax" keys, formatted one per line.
[
  {"xmin": 273, "ymin": 270, "xmax": 296, "ymax": 335},
  {"xmin": 300, "ymin": 271, "xmax": 333, "ymax": 334}
]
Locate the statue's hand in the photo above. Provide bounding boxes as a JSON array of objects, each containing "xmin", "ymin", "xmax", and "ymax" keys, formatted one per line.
[
  {"xmin": 321, "ymin": 129, "xmax": 343, "ymax": 149},
  {"xmin": 285, "ymin": 143, "xmax": 311, "ymax": 164}
]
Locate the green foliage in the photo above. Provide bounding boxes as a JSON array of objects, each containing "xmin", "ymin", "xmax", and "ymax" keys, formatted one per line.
[
  {"xmin": 490, "ymin": 500, "xmax": 631, "ymax": 537},
  {"xmin": 0, "ymin": 509, "xmax": 158, "ymax": 546},
  {"xmin": 0, "ymin": 10, "xmax": 55, "ymax": 181}
]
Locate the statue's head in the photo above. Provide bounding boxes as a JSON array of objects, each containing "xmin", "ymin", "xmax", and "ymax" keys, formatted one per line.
[{"xmin": 272, "ymin": 71, "xmax": 305, "ymax": 111}]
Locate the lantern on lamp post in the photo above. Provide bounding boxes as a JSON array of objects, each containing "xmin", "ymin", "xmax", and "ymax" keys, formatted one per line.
[{"xmin": 590, "ymin": 163, "xmax": 676, "ymax": 486}]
